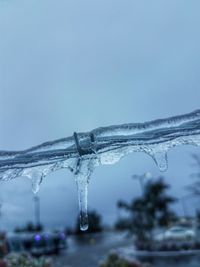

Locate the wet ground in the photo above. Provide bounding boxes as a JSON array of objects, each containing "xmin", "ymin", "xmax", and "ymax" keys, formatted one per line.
[
  {"xmin": 52, "ymin": 232, "xmax": 132, "ymax": 267},
  {"xmin": 52, "ymin": 232, "xmax": 200, "ymax": 267},
  {"xmin": 148, "ymin": 255, "xmax": 200, "ymax": 267}
]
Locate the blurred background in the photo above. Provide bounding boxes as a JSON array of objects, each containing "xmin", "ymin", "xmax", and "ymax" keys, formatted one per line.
[{"xmin": 0, "ymin": 1, "xmax": 200, "ymax": 266}]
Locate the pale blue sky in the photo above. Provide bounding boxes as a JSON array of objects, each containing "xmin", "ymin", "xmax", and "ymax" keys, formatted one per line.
[{"xmin": 0, "ymin": 0, "xmax": 200, "ymax": 229}]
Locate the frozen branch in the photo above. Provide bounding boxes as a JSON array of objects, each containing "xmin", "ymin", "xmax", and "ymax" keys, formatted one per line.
[{"xmin": 0, "ymin": 110, "xmax": 199, "ymax": 230}]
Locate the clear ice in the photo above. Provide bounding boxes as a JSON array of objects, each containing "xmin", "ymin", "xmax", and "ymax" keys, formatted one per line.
[{"xmin": 0, "ymin": 110, "xmax": 200, "ymax": 230}]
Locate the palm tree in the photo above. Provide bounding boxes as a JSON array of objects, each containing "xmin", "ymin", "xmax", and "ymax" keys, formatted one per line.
[
  {"xmin": 188, "ymin": 154, "xmax": 200, "ymax": 196},
  {"xmin": 117, "ymin": 177, "xmax": 177, "ymax": 246}
]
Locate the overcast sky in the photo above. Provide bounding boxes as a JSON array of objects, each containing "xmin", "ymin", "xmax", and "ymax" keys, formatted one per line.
[{"xmin": 0, "ymin": 0, "xmax": 200, "ymax": 230}]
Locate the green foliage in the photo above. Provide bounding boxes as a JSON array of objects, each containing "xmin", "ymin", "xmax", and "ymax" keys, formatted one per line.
[
  {"xmin": 117, "ymin": 177, "xmax": 177, "ymax": 244},
  {"xmin": 5, "ymin": 253, "xmax": 50, "ymax": 267},
  {"xmin": 115, "ymin": 218, "xmax": 132, "ymax": 231},
  {"xmin": 99, "ymin": 253, "xmax": 143, "ymax": 267},
  {"xmin": 188, "ymin": 154, "xmax": 200, "ymax": 196},
  {"xmin": 196, "ymin": 210, "xmax": 200, "ymax": 226}
]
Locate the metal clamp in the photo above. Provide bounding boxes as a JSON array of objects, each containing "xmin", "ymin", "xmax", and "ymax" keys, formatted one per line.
[{"xmin": 73, "ymin": 132, "xmax": 96, "ymax": 156}]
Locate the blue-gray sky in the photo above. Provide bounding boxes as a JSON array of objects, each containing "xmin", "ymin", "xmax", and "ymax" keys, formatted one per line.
[{"xmin": 0, "ymin": 0, "xmax": 200, "ymax": 229}]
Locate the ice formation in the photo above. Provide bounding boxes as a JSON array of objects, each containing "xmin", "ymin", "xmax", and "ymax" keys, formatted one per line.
[{"xmin": 0, "ymin": 110, "xmax": 200, "ymax": 230}]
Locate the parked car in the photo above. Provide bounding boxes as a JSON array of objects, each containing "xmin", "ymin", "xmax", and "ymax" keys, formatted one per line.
[
  {"xmin": 5, "ymin": 231, "xmax": 67, "ymax": 256},
  {"xmin": 155, "ymin": 226, "xmax": 195, "ymax": 243}
]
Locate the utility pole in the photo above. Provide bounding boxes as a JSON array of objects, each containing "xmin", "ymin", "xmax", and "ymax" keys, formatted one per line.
[
  {"xmin": 180, "ymin": 198, "xmax": 188, "ymax": 218},
  {"xmin": 34, "ymin": 196, "xmax": 40, "ymax": 227},
  {"xmin": 0, "ymin": 203, "xmax": 2, "ymax": 231},
  {"xmin": 180, "ymin": 194, "xmax": 194, "ymax": 218},
  {"xmin": 132, "ymin": 172, "xmax": 153, "ymax": 242}
]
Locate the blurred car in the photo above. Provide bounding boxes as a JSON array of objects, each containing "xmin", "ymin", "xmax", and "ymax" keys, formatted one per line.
[
  {"xmin": 155, "ymin": 226, "xmax": 195, "ymax": 242},
  {"xmin": 6, "ymin": 233, "xmax": 24, "ymax": 253},
  {"xmin": 28, "ymin": 232, "xmax": 67, "ymax": 256},
  {"xmin": 5, "ymin": 231, "xmax": 67, "ymax": 256}
]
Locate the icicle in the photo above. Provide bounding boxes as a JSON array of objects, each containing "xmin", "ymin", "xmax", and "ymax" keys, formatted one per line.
[
  {"xmin": 23, "ymin": 168, "xmax": 43, "ymax": 194},
  {"xmin": 151, "ymin": 150, "xmax": 168, "ymax": 172},
  {"xmin": 76, "ymin": 174, "xmax": 89, "ymax": 231},
  {"xmin": 74, "ymin": 158, "xmax": 94, "ymax": 231},
  {"xmin": 31, "ymin": 173, "xmax": 43, "ymax": 194}
]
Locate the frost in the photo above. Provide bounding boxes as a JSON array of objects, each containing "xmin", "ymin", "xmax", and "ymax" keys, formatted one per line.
[{"xmin": 0, "ymin": 110, "xmax": 199, "ymax": 230}]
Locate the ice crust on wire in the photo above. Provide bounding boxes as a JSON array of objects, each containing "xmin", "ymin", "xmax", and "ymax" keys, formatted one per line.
[{"xmin": 0, "ymin": 110, "xmax": 200, "ymax": 230}]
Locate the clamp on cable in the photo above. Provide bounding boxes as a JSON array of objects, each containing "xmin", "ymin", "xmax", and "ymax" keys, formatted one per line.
[{"xmin": 73, "ymin": 132, "xmax": 96, "ymax": 156}]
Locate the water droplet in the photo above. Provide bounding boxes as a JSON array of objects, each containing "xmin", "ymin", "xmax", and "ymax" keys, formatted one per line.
[{"xmin": 80, "ymin": 211, "xmax": 89, "ymax": 231}]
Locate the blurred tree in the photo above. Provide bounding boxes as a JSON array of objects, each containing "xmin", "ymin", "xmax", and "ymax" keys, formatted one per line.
[
  {"xmin": 99, "ymin": 253, "xmax": 144, "ymax": 267},
  {"xmin": 188, "ymin": 154, "xmax": 200, "ymax": 196},
  {"xmin": 196, "ymin": 210, "xmax": 200, "ymax": 226},
  {"xmin": 75, "ymin": 210, "xmax": 103, "ymax": 235},
  {"xmin": 26, "ymin": 222, "xmax": 35, "ymax": 232},
  {"xmin": 14, "ymin": 222, "xmax": 43, "ymax": 233},
  {"xmin": 35, "ymin": 223, "xmax": 43, "ymax": 232},
  {"xmin": 115, "ymin": 218, "xmax": 132, "ymax": 231},
  {"xmin": 116, "ymin": 177, "xmax": 177, "ymax": 245}
]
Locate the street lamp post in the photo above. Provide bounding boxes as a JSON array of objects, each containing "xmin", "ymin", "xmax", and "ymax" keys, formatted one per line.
[
  {"xmin": 34, "ymin": 196, "xmax": 40, "ymax": 227},
  {"xmin": 179, "ymin": 194, "xmax": 194, "ymax": 219}
]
